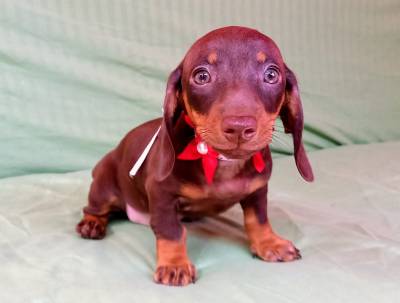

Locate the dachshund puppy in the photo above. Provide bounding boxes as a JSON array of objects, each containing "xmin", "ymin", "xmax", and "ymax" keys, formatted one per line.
[{"xmin": 76, "ymin": 26, "xmax": 314, "ymax": 286}]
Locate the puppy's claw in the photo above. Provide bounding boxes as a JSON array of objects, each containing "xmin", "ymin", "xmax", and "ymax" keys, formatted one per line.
[
  {"xmin": 154, "ymin": 263, "xmax": 196, "ymax": 287},
  {"xmin": 251, "ymin": 239, "xmax": 301, "ymax": 262},
  {"xmin": 76, "ymin": 215, "xmax": 107, "ymax": 240}
]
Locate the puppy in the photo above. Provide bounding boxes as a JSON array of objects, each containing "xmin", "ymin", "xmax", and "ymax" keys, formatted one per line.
[{"xmin": 76, "ymin": 26, "xmax": 314, "ymax": 286}]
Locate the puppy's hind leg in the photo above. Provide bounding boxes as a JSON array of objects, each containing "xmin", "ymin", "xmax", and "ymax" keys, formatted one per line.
[{"xmin": 76, "ymin": 154, "xmax": 123, "ymax": 240}]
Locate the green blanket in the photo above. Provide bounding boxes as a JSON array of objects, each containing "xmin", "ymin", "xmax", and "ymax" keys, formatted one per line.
[{"xmin": 1, "ymin": 142, "xmax": 399, "ymax": 302}]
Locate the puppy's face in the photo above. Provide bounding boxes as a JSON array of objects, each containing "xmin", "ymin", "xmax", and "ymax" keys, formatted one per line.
[{"xmin": 180, "ymin": 27, "xmax": 287, "ymax": 159}]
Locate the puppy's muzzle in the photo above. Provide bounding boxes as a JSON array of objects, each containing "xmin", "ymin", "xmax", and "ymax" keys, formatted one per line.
[{"xmin": 221, "ymin": 116, "xmax": 257, "ymax": 143}]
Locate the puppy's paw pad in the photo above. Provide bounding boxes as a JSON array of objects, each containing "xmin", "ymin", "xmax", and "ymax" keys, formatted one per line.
[
  {"xmin": 76, "ymin": 216, "xmax": 106, "ymax": 240},
  {"xmin": 154, "ymin": 263, "xmax": 196, "ymax": 286},
  {"xmin": 252, "ymin": 239, "xmax": 301, "ymax": 262}
]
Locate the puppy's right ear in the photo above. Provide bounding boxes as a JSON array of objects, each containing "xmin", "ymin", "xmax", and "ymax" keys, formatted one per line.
[{"xmin": 154, "ymin": 63, "xmax": 183, "ymax": 181}]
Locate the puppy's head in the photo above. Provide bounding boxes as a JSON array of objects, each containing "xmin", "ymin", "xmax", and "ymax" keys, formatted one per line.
[{"xmin": 157, "ymin": 26, "xmax": 313, "ymax": 182}]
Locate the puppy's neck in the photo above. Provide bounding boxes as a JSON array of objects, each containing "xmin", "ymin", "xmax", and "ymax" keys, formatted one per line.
[{"xmin": 214, "ymin": 157, "xmax": 247, "ymax": 180}]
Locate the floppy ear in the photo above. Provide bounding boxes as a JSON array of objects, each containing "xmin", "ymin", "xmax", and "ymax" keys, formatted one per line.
[
  {"xmin": 154, "ymin": 63, "xmax": 184, "ymax": 181},
  {"xmin": 279, "ymin": 65, "xmax": 314, "ymax": 182}
]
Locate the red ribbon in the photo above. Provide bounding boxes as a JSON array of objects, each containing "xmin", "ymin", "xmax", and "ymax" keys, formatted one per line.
[{"xmin": 177, "ymin": 115, "xmax": 265, "ymax": 184}]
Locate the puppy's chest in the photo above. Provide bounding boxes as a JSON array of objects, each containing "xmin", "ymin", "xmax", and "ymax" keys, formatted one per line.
[{"xmin": 177, "ymin": 160, "xmax": 267, "ymax": 215}]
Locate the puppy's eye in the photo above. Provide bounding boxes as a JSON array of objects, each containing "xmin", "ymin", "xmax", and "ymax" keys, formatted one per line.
[
  {"xmin": 264, "ymin": 66, "xmax": 280, "ymax": 84},
  {"xmin": 193, "ymin": 70, "xmax": 211, "ymax": 85}
]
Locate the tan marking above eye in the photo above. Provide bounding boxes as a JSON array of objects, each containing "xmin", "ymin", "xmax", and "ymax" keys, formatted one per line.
[
  {"xmin": 207, "ymin": 52, "xmax": 217, "ymax": 64},
  {"xmin": 256, "ymin": 51, "xmax": 267, "ymax": 63}
]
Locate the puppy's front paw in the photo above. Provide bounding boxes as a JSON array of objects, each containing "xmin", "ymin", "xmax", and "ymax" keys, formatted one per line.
[
  {"xmin": 251, "ymin": 237, "xmax": 301, "ymax": 262},
  {"xmin": 154, "ymin": 263, "xmax": 197, "ymax": 286},
  {"xmin": 76, "ymin": 214, "xmax": 107, "ymax": 240}
]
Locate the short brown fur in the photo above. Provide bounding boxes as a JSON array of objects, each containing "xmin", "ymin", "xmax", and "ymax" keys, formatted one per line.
[
  {"xmin": 76, "ymin": 26, "xmax": 313, "ymax": 287},
  {"xmin": 207, "ymin": 52, "xmax": 218, "ymax": 64}
]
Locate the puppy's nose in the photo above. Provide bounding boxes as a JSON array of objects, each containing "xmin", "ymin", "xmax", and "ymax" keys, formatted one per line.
[{"xmin": 222, "ymin": 116, "xmax": 257, "ymax": 142}]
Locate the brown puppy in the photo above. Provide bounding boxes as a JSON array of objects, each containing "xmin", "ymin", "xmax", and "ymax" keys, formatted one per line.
[{"xmin": 76, "ymin": 26, "xmax": 314, "ymax": 286}]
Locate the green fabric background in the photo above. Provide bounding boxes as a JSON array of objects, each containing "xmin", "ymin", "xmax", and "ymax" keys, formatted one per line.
[
  {"xmin": 1, "ymin": 142, "xmax": 399, "ymax": 302},
  {"xmin": 1, "ymin": 0, "xmax": 399, "ymax": 178}
]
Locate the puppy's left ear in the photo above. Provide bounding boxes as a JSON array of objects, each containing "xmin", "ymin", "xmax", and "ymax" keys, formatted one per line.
[
  {"xmin": 155, "ymin": 63, "xmax": 184, "ymax": 181},
  {"xmin": 280, "ymin": 65, "xmax": 314, "ymax": 182}
]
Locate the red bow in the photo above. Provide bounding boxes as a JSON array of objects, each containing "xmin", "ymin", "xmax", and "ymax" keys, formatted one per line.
[{"xmin": 177, "ymin": 115, "xmax": 265, "ymax": 184}]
